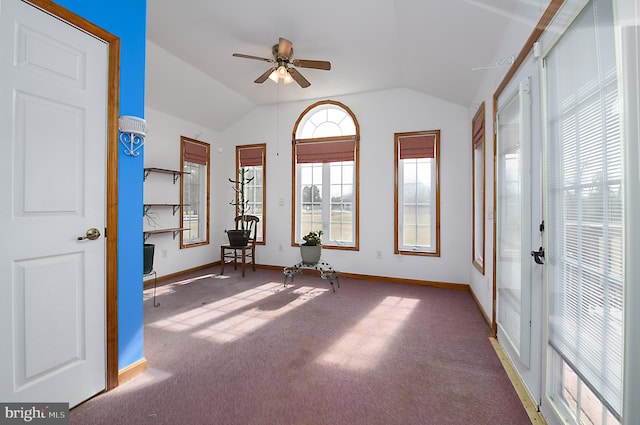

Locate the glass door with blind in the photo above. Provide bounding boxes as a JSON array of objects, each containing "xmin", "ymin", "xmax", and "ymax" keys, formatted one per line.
[
  {"xmin": 541, "ymin": 0, "xmax": 624, "ymax": 423},
  {"xmin": 496, "ymin": 77, "xmax": 534, "ymax": 370},
  {"xmin": 495, "ymin": 48, "xmax": 546, "ymax": 409}
]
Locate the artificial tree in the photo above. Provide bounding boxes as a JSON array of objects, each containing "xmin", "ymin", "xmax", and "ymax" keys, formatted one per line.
[{"xmin": 227, "ymin": 168, "xmax": 254, "ymax": 246}]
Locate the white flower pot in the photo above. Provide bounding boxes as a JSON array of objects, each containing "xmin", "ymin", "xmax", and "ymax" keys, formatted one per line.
[{"xmin": 300, "ymin": 245, "xmax": 321, "ymax": 264}]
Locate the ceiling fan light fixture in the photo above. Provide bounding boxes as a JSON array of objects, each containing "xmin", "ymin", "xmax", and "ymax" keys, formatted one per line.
[
  {"xmin": 268, "ymin": 70, "xmax": 280, "ymax": 83},
  {"xmin": 233, "ymin": 37, "xmax": 331, "ymax": 88}
]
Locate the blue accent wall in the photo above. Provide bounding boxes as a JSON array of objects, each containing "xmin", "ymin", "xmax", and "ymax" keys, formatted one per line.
[{"xmin": 53, "ymin": 0, "xmax": 147, "ymax": 370}]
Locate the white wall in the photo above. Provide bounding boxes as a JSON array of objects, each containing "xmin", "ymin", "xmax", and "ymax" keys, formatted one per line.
[
  {"xmin": 220, "ymin": 88, "xmax": 471, "ymax": 285},
  {"xmin": 143, "ymin": 5, "xmax": 548, "ymax": 292},
  {"xmin": 143, "ymin": 107, "xmax": 221, "ymax": 280},
  {"xmin": 145, "ymin": 41, "xmax": 255, "ymax": 131}
]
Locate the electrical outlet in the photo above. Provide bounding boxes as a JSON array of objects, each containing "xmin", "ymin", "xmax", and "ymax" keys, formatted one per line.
[
  {"xmin": 162, "ymin": 249, "xmax": 168, "ymax": 258},
  {"xmin": 278, "ymin": 244, "xmax": 283, "ymax": 252},
  {"xmin": 376, "ymin": 250, "xmax": 382, "ymax": 259}
]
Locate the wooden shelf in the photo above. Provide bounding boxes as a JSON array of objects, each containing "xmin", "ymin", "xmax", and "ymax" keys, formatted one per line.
[
  {"xmin": 144, "ymin": 203, "xmax": 189, "ymax": 216},
  {"xmin": 143, "ymin": 167, "xmax": 190, "ymax": 183},
  {"xmin": 143, "ymin": 227, "xmax": 185, "ymax": 241}
]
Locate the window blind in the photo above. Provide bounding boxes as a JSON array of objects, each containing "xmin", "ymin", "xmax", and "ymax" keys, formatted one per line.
[
  {"xmin": 545, "ymin": 0, "xmax": 623, "ymax": 417},
  {"xmin": 473, "ymin": 112, "xmax": 484, "ymax": 149},
  {"xmin": 239, "ymin": 147, "xmax": 264, "ymax": 167},
  {"xmin": 398, "ymin": 134, "xmax": 436, "ymax": 159},
  {"xmin": 295, "ymin": 139, "xmax": 355, "ymax": 163},
  {"xmin": 183, "ymin": 140, "xmax": 208, "ymax": 165},
  {"xmin": 496, "ymin": 84, "xmax": 524, "ymax": 353}
]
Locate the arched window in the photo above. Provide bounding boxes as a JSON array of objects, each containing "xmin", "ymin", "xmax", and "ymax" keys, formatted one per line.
[{"xmin": 291, "ymin": 100, "xmax": 359, "ymax": 249}]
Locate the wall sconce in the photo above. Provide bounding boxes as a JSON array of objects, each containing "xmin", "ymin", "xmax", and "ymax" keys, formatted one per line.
[{"xmin": 119, "ymin": 116, "xmax": 147, "ymax": 156}]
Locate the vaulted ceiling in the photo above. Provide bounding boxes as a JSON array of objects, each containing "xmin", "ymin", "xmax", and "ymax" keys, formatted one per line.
[{"xmin": 146, "ymin": 0, "xmax": 550, "ymax": 131}]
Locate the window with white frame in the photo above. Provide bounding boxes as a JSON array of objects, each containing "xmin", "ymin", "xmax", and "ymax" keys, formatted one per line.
[
  {"xmin": 236, "ymin": 144, "xmax": 266, "ymax": 243},
  {"xmin": 292, "ymin": 101, "xmax": 359, "ymax": 249},
  {"xmin": 394, "ymin": 131, "xmax": 440, "ymax": 256},
  {"xmin": 545, "ymin": 0, "xmax": 623, "ymax": 422},
  {"xmin": 181, "ymin": 137, "xmax": 210, "ymax": 248}
]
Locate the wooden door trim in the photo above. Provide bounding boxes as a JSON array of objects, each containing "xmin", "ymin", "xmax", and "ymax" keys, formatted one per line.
[{"xmin": 23, "ymin": 0, "xmax": 120, "ymax": 390}]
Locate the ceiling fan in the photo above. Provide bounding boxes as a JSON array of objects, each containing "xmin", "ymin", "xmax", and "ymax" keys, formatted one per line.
[{"xmin": 233, "ymin": 37, "xmax": 331, "ymax": 88}]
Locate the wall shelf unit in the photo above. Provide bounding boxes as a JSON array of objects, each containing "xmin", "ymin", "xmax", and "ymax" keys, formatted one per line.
[{"xmin": 143, "ymin": 167, "xmax": 188, "ymax": 242}]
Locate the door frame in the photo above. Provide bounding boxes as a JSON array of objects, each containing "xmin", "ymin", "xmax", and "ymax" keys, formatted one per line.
[{"xmin": 24, "ymin": 0, "xmax": 120, "ymax": 390}]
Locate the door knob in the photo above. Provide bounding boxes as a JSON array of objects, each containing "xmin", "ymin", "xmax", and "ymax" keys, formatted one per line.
[{"xmin": 78, "ymin": 228, "xmax": 101, "ymax": 241}]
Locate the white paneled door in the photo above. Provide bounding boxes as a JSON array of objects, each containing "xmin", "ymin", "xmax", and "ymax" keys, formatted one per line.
[{"xmin": 0, "ymin": 0, "xmax": 108, "ymax": 407}]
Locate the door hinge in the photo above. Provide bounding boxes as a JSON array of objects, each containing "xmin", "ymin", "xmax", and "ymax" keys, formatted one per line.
[
  {"xmin": 104, "ymin": 227, "xmax": 107, "ymax": 238},
  {"xmin": 539, "ymin": 220, "xmax": 545, "ymax": 232}
]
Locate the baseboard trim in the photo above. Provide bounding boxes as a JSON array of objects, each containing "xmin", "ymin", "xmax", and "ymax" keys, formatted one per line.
[
  {"xmin": 469, "ymin": 287, "xmax": 492, "ymax": 327},
  {"xmin": 118, "ymin": 357, "xmax": 147, "ymax": 385},
  {"xmin": 143, "ymin": 262, "xmax": 219, "ymax": 289},
  {"xmin": 257, "ymin": 263, "xmax": 468, "ymax": 291},
  {"xmin": 339, "ymin": 271, "xmax": 469, "ymax": 291},
  {"xmin": 145, "ymin": 262, "xmax": 469, "ymax": 293},
  {"xmin": 489, "ymin": 338, "xmax": 547, "ymax": 424}
]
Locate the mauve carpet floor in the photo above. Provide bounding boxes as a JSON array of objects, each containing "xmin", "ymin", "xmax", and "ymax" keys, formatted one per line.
[{"xmin": 70, "ymin": 267, "xmax": 531, "ymax": 425}]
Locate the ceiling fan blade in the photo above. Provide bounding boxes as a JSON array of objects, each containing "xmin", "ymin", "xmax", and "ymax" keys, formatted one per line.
[
  {"xmin": 254, "ymin": 67, "xmax": 276, "ymax": 83},
  {"xmin": 292, "ymin": 59, "xmax": 331, "ymax": 71},
  {"xmin": 233, "ymin": 53, "xmax": 275, "ymax": 63},
  {"xmin": 288, "ymin": 68, "xmax": 310, "ymax": 88},
  {"xmin": 277, "ymin": 37, "xmax": 293, "ymax": 59}
]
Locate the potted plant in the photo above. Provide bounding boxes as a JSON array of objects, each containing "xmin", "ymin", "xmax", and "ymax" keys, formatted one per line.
[
  {"xmin": 226, "ymin": 168, "xmax": 254, "ymax": 246},
  {"xmin": 143, "ymin": 207, "xmax": 160, "ymax": 275},
  {"xmin": 143, "ymin": 243, "xmax": 155, "ymax": 275},
  {"xmin": 300, "ymin": 230, "xmax": 323, "ymax": 264}
]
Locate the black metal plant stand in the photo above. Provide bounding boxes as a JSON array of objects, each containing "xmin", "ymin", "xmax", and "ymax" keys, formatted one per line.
[
  {"xmin": 283, "ymin": 260, "xmax": 340, "ymax": 292},
  {"xmin": 144, "ymin": 269, "xmax": 160, "ymax": 307}
]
